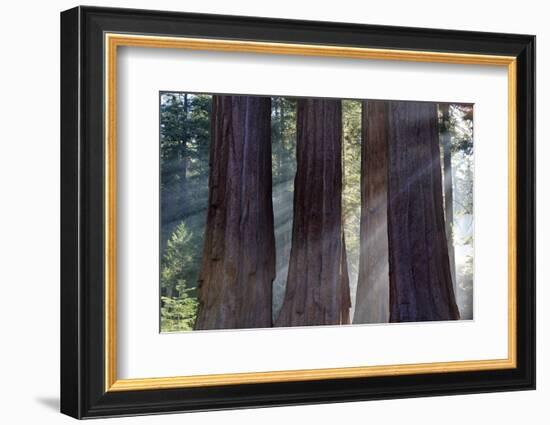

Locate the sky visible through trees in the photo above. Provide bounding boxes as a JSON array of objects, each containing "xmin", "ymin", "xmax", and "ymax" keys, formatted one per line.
[{"xmin": 159, "ymin": 92, "xmax": 474, "ymax": 332}]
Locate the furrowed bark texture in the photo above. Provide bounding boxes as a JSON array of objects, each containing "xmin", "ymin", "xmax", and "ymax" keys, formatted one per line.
[
  {"xmin": 276, "ymin": 98, "xmax": 350, "ymax": 326},
  {"xmin": 439, "ymin": 103, "xmax": 457, "ymax": 295},
  {"xmin": 195, "ymin": 95, "xmax": 275, "ymax": 330},
  {"xmin": 387, "ymin": 101, "xmax": 460, "ymax": 322},
  {"xmin": 353, "ymin": 101, "xmax": 390, "ymax": 324}
]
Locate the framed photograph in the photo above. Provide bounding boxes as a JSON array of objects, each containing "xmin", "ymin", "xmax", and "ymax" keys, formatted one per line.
[{"xmin": 60, "ymin": 6, "xmax": 535, "ymax": 419}]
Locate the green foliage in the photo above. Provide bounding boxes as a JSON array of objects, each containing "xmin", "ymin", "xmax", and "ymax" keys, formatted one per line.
[
  {"xmin": 160, "ymin": 219, "xmax": 202, "ymax": 331},
  {"xmin": 438, "ymin": 103, "xmax": 474, "ymax": 218},
  {"xmin": 439, "ymin": 103, "xmax": 474, "ymax": 320},
  {"xmin": 450, "ymin": 105, "xmax": 474, "ymax": 156},
  {"xmin": 161, "ymin": 295, "xmax": 198, "ymax": 332},
  {"xmin": 160, "ymin": 93, "xmax": 211, "ymax": 252},
  {"xmin": 342, "ymin": 100, "xmax": 362, "ymax": 281},
  {"xmin": 159, "ymin": 92, "xmax": 211, "ymax": 332},
  {"xmin": 452, "ymin": 107, "xmax": 474, "ymax": 320},
  {"xmin": 453, "ymin": 152, "xmax": 474, "ymax": 217},
  {"xmin": 160, "ymin": 93, "xmax": 211, "ymax": 179},
  {"xmin": 271, "ymin": 96, "xmax": 298, "ymax": 185},
  {"xmin": 161, "ymin": 222, "xmax": 198, "ymax": 295}
]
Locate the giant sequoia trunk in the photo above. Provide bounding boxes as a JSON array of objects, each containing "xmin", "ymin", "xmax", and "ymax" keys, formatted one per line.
[
  {"xmin": 275, "ymin": 99, "xmax": 350, "ymax": 326},
  {"xmin": 439, "ymin": 103, "xmax": 457, "ymax": 295},
  {"xmin": 353, "ymin": 101, "xmax": 390, "ymax": 324},
  {"xmin": 387, "ymin": 101, "xmax": 460, "ymax": 322},
  {"xmin": 195, "ymin": 95, "xmax": 276, "ymax": 330}
]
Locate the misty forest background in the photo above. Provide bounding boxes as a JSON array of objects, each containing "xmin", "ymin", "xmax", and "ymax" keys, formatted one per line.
[{"xmin": 160, "ymin": 93, "xmax": 473, "ymax": 332}]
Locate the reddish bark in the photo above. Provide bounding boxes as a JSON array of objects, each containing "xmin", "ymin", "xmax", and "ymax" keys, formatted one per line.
[
  {"xmin": 195, "ymin": 95, "xmax": 275, "ymax": 330},
  {"xmin": 275, "ymin": 98, "xmax": 350, "ymax": 327},
  {"xmin": 387, "ymin": 101, "xmax": 460, "ymax": 322},
  {"xmin": 354, "ymin": 101, "xmax": 390, "ymax": 324}
]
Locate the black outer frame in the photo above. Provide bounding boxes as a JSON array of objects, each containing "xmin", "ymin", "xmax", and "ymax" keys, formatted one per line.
[{"xmin": 60, "ymin": 5, "xmax": 535, "ymax": 419}]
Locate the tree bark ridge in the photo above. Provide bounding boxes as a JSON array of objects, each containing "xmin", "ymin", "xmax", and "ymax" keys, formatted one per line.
[
  {"xmin": 387, "ymin": 101, "xmax": 460, "ymax": 322},
  {"xmin": 195, "ymin": 95, "xmax": 276, "ymax": 330},
  {"xmin": 354, "ymin": 101, "xmax": 390, "ymax": 324},
  {"xmin": 276, "ymin": 98, "xmax": 350, "ymax": 326}
]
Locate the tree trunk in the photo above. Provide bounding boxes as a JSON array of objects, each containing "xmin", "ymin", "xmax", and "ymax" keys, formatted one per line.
[
  {"xmin": 353, "ymin": 101, "xmax": 390, "ymax": 324},
  {"xmin": 439, "ymin": 103, "xmax": 457, "ymax": 295},
  {"xmin": 275, "ymin": 98, "xmax": 350, "ymax": 326},
  {"xmin": 195, "ymin": 95, "xmax": 276, "ymax": 330},
  {"xmin": 387, "ymin": 101, "xmax": 460, "ymax": 322}
]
